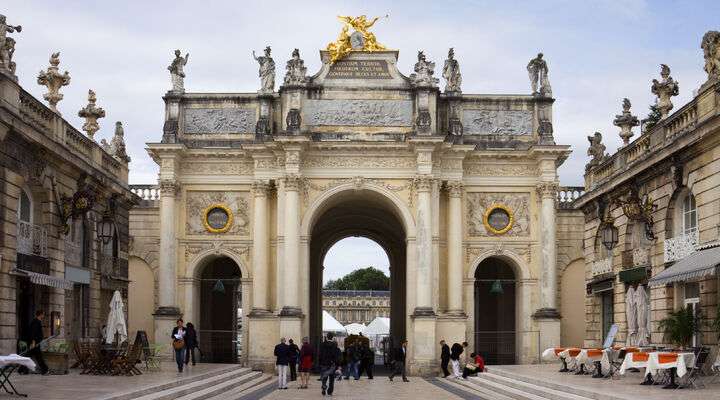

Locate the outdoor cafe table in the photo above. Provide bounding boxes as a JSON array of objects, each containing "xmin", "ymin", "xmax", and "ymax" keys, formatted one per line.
[
  {"xmin": 619, "ymin": 351, "xmax": 695, "ymax": 388},
  {"xmin": 0, "ymin": 354, "xmax": 36, "ymax": 397}
]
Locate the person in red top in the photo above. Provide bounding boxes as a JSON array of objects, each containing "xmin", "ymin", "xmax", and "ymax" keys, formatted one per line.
[
  {"xmin": 298, "ymin": 337, "xmax": 314, "ymax": 389},
  {"xmin": 462, "ymin": 352, "xmax": 486, "ymax": 379}
]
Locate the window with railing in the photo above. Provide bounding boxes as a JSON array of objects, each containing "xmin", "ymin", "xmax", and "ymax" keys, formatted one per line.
[{"xmin": 664, "ymin": 189, "xmax": 699, "ymax": 263}]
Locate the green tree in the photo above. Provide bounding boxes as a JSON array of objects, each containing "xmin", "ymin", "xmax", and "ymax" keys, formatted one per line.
[
  {"xmin": 643, "ymin": 103, "xmax": 662, "ymax": 133},
  {"xmin": 323, "ymin": 267, "xmax": 389, "ymax": 291}
]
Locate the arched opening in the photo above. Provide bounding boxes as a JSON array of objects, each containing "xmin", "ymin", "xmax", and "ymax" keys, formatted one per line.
[
  {"xmin": 197, "ymin": 256, "xmax": 242, "ymax": 363},
  {"xmin": 474, "ymin": 257, "xmax": 516, "ymax": 364},
  {"xmin": 308, "ymin": 189, "xmax": 407, "ymax": 365}
]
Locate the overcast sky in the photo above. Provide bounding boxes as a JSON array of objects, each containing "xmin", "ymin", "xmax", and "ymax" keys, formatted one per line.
[{"xmin": 4, "ymin": 1, "xmax": 716, "ymax": 279}]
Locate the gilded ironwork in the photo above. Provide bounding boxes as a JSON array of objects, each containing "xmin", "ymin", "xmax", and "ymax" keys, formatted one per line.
[
  {"xmin": 203, "ymin": 203, "xmax": 234, "ymax": 234},
  {"xmin": 327, "ymin": 15, "xmax": 388, "ymax": 63}
]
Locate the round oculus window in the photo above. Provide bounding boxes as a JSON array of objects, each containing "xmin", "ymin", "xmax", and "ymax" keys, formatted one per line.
[
  {"xmin": 203, "ymin": 204, "xmax": 233, "ymax": 233},
  {"xmin": 484, "ymin": 205, "xmax": 514, "ymax": 235}
]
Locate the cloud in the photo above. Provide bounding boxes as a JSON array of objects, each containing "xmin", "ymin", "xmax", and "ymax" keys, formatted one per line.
[{"xmin": 323, "ymin": 237, "xmax": 390, "ymax": 284}]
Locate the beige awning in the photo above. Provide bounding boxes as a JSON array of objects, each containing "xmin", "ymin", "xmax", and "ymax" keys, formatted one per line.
[
  {"xmin": 649, "ymin": 243, "xmax": 720, "ymax": 287},
  {"xmin": 14, "ymin": 268, "xmax": 74, "ymax": 290}
]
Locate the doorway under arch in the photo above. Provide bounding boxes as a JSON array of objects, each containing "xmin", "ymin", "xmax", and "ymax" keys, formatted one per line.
[
  {"xmin": 197, "ymin": 256, "xmax": 242, "ymax": 363},
  {"xmin": 474, "ymin": 257, "xmax": 517, "ymax": 364},
  {"xmin": 308, "ymin": 189, "xmax": 407, "ymax": 353}
]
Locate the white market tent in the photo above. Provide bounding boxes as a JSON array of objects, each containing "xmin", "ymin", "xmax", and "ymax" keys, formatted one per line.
[
  {"xmin": 365, "ymin": 317, "xmax": 390, "ymax": 336},
  {"xmin": 322, "ymin": 310, "xmax": 346, "ymax": 334},
  {"xmin": 344, "ymin": 323, "xmax": 367, "ymax": 336}
]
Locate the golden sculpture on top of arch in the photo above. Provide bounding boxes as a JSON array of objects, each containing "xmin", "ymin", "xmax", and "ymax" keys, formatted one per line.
[{"xmin": 327, "ymin": 15, "xmax": 388, "ymax": 63}]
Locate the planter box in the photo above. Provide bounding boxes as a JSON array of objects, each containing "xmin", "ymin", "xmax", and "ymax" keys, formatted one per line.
[{"xmin": 43, "ymin": 352, "xmax": 69, "ymax": 375}]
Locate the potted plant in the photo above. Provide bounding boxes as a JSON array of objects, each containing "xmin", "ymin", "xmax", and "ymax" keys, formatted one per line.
[
  {"xmin": 658, "ymin": 306, "xmax": 699, "ymax": 350},
  {"xmin": 43, "ymin": 340, "xmax": 69, "ymax": 374}
]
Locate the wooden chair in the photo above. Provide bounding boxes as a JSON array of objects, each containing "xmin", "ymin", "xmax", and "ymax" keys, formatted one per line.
[{"xmin": 112, "ymin": 341, "xmax": 143, "ymax": 376}]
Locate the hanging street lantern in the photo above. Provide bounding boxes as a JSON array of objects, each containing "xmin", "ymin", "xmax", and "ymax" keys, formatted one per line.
[
  {"xmin": 96, "ymin": 212, "xmax": 115, "ymax": 244},
  {"xmin": 489, "ymin": 280, "xmax": 504, "ymax": 295},
  {"xmin": 212, "ymin": 279, "xmax": 225, "ymax": 294},
  {"xmin": 601, "ymin": 219, "xmax": 619, "ymax": 251}
]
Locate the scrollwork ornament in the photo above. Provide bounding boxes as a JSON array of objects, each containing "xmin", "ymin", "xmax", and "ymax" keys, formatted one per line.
[{"xmin": 536, "ymin": 182, "xmax": 559, "ymax": 199}]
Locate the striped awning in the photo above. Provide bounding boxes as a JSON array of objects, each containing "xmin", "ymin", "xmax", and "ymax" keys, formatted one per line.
[
  {"xmin": 14, "ymin": 268, "xmax": 74, "ymax": 290},
  {"xmin": 649, "ymin": 243, "xmax": 720, "ymax": 287}
]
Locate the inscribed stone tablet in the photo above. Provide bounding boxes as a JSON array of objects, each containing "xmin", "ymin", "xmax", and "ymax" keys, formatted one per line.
[{"xmin": 326, "ymin": 60, "xmax": 392, "ymax": 79}]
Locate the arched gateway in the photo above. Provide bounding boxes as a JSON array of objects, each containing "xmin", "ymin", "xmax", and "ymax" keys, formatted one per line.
[{"xmin": 133, "ymin": 20, "xmax": 571, "ymax": 375}]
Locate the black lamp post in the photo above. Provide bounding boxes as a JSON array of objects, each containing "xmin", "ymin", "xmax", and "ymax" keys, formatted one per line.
[
  {"xmin": 601, "ymin": 220, "xmax": 619, "ymax": 251},
  {"xmin": 97, "ymin": 213, "xmax": 115, "ymax": 244}
]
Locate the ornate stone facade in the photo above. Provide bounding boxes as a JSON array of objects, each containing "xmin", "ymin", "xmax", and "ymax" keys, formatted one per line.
[{"xmin": 185, "ymin": 191, "xmax": 250, "ymax": 235}]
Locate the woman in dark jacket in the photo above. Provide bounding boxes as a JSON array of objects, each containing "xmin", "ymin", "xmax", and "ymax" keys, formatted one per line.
[
  {"xmin": 184, "ymin": 322, "xmax": 198, "ymax": 366},
  {"xmin": 171, "ymin": 319, "xmax": 186, "ymax": 372}
]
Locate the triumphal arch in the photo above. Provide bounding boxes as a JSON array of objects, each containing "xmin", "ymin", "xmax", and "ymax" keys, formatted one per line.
[{"xmin": 130, "ymin": 17, "xmax": 571, "ymax": 374}]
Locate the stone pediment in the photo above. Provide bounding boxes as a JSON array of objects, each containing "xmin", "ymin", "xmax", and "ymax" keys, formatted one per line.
[{"xmin": 311, "ymin": 51, "xmax": 411, "ymax": 89}]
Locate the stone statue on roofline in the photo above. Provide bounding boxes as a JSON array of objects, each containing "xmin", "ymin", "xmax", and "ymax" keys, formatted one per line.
[
  {"xmin": 409, "ymin": 51, "xmax": 438, "ymax": 87},
  {"xmin": 37, "ymin": 52, "xmax": 71, "ymax": 113},
  {"xmin": 0, "ymin": 14, "xmax": 21, "ymax": 78},
  {"xmin": 168, "ymin": 49, "xmax": 189, "ymax": 93},
  {"xmin": 283, "ymin": 48, "xmax": 308, "ymax": 86},
  {"xmin": 613, "ymin": 98, "xmax": 639, "ymax": 146},
  {"xmin": 110, "ymin": 121, "xmax": 130, "ymax": 163},
  {"xmin": 650, "ymin": 64, "xmax": 679, "ymax": 119},
  {"xmin": 527, "ymin": 52, "xmax": 551, "ymax": 97},
  {"xmin": 586, "ymin": 131, "xmax": 608, "ymax": 171},
  {"xmin": 442, "ymin": 47, "xmax": 462, "ymax": 94},
  {"xmin": 701, "ymin": 30, "xmax": 720, "ymax": 83},
  {"xmin": 253, "ymin": 46, "xmax": 275, "ymax": 93}
]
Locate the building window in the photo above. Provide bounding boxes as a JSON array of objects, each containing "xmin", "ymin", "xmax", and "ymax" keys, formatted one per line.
[
  {"xmin": 684, "ymin": 282, "xmax": 700, "ymax": 347},
  {"xmin": 682, "ymin": 193, "xmax": 697, "ymax": 235},
  {"xmin": 18, "ymin": 188, "xmax": 32, "ymax": 223}
]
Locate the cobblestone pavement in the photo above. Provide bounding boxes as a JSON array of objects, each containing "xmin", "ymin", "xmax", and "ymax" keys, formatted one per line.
[{"xmin": 260, "ymin": 376, "xmax": 466, "ymax": 400}]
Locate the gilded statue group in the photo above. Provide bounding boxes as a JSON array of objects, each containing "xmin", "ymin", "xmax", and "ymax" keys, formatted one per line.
[{"xmin": 326, "ymin": 15, "xmax": 387, "ymax": 63}]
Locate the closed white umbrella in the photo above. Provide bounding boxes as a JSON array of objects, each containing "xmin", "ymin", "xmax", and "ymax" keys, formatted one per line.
[
  {"xmin": 105, "ymin": 290, "xmax": 128, "ymax": 344},
  {"xmin": 625, "ymin": 286, "xmax": 637, "ymax": 346},
  {"xmin": 634, "ymin": 285, "xmax": 650, "ymax": 346}
]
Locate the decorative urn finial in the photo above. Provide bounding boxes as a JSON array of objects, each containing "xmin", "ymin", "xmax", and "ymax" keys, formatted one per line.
[
  {"xmin": 613, "ymin": 98, "xmax": 639, "ymax": 146},
  {"xmin": 37, "ymin": 52, "xmax": 71, "ymax": 113},
  {"xmin": 77, "ymin": 89, "xmax": 105, "ymax": 140}
]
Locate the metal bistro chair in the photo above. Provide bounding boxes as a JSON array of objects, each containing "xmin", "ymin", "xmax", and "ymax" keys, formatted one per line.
[
  {"xmin": 681, "ymin": 347, "xmax": 711, "ymax": 389},
  {"xmin": 144, "ymin": 344, "xmax": 163, "ymax": 371}
]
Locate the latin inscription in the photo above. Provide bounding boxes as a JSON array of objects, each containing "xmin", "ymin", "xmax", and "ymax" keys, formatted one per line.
[
  {"xmin": 303, "ymin": 99, "xmax": 413, "ymax": 126},
  {"xmin": 184, "ymin": 108, "xmax": 255, "ymax": 134},
  {"xmin": 462, "ymin": 109, "xmax": 533, "ymax": 135},
  {"xmin": 326, "ymin": 60, "xmax": 392, "ymax": 79}
]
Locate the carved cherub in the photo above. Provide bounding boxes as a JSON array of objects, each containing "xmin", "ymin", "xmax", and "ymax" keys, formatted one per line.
[{"xmin": 586, "ymin": 132, "xmax": 607, "ymax": 169}]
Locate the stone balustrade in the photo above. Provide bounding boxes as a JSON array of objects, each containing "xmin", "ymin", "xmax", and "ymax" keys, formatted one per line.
[
  {"xmin": 664, "ymin": 103, "xmax": 697, "ymax": 138},
  {"xmin": 664, "ymin": 229, "xmax": 699, "ymax": 263},
  {"xmin": 17, "ymin": 221, "xmax": 48, "ymax": 258},
  {"xmin": 557, "ymin": 186, "xmax": 584, "ymax": 209},
  {"xmin": 130, "ymin": 184, "xmax": 161, "ymax": 200},
  {"xmin": 591, "ymin": 257, "xmax": 612, "ymax": 277}
]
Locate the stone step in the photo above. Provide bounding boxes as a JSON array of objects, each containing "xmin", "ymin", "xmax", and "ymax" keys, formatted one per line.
[
  {"xmin": 102, "ymin": 365, "xmax": 243, "ymax": 400},
  {"xmin": 473, "ymin": 372, "xmax": 594, "ymax": 400},
  {"xmin": 437, "ymin": 377, "xmax": 516, "ymax": 400},
  {"xmin": 129, "ymin": 367, "xmax": 254, "ymax": 400},
  {"xmin": 489, "ymin": 368, "xmax": 627, "ymax": 400},
  {"xmin": 206, "ymin": 374, "xmax": 274, "ymax": 400},
  {"xmin": 453, "ymin": 374, "xmax": 552, "ymax": 400},
  {"xmin": 174, "ymin": 370, "xmax": 265, "ymax": 400}
]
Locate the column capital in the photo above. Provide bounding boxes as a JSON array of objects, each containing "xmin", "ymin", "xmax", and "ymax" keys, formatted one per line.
[
  {"xmin": 446, "ymin": 180, "xmax": 464, "ymax": 198},
  {"xmin": 251, "ymin": 180, "xmax": 271, "ymax": 197},
  {"xmin": 413, "ymin": 176, "xmax": 435, "ymax": 192},
  {"xmin": 282, "ymin": 174, "xmax": 302, "ymax": 191},
  {"xmin": 159, "ymin": 179, "xmax": 180, "ymax": 196},
  {"xmin": 536, "ymin": 181, "xmax": 559, "ymax": 199}
]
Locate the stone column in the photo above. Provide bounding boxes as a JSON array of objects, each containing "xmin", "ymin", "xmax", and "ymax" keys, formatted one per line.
[
  {"xmin": 446, "ymin": 181, "xmax": 464, "ymax": 314},
  {"xmin": 281, "ymin": 175, "xmax": 301, "ymax": 316},
  {"xmin": 414, "ymin": 177, "xmax": 435, "ymax": 315},
  {"xmin": 536, "ymin": 182, "xmax": 559, "ymax": 313},
  {"xmin": 154, "ymin": 180, "xmax": 181, "ymax": 344},
  {"xmin": 251, "ymin": 181, "xmax": 270, "ymax": 313}
]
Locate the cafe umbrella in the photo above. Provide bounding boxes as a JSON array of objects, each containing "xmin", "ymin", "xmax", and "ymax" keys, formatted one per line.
[{"xmin": 105, "ymin": 290, "xmax": 128, "ymax": 344}]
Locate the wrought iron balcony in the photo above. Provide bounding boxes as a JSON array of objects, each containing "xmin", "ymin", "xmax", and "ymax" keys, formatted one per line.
[
  {"xmin": 99, "ymin": 254, "xmax": 128, "ymax": 279},
  {"xmin": 664, "ymin": 229, "xmax": 699, "ymax": 263},
  {"xmin": 64, "ymin": 239, "xmax": 83, "ymax": 268},
  {"xmin": 17, "ymin": 221, "xmax": 48, "ymax": 258},
  {"xmin": 591, "ymin": 257, "xmax": 612, "ymax": 277}
]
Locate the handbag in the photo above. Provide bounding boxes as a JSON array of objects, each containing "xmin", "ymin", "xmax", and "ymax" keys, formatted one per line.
[
  {"xmin": 465, "ymin": 363, "xmax": 477, "ymax": 371},
  {"xmin": 173, "ymin": 339, "xmax": 185, "ymax": 350}
]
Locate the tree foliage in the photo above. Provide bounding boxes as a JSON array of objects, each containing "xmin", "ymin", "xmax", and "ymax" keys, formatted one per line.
[
  {"xmin": 324, "ymin": 267, "xmax": 390, "ymax": 291},
  {"xmin": 643, "ymin": 103, "xmax": 662, "ymax": 133},
  {"xmin": 658, "ymin": 306, "xmax": 699, "ymax": 348}
]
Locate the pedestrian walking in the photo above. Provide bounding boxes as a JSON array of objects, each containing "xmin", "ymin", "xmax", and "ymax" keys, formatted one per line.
[
  {"xmin": 298, "ymin": 337, "xmax": 314, "ymax": 389},
  {"xmin": 273, "ymin": 337, "xmax": 290, "ymax": 389},
  {"xmin": 462, "ymin": 352, "xmax": 485, "ymax": 379},
  {"xmin": 184, "ymin": 322, "xmax": 198, "ymax": 366},
  {"xmin": 388, "ymin": 339, "xmax": 409, "ymax": 382},
  {"xmin": 450, "ymin": 341, "xmax": 465, "ymax": 378},
  {"xmin": 21, "ymin": 310, "xmax": 48, "ymax": 375},
  {"xmin": 440, "ymin": 340, "xmax": 450, "ymax": 377},
  {"xmin": 360, "ymin": 342, "xmax": 374, "ymax": 379},
  {"xmin": 171, "ymin": 319, "xmax": 186, "ymax": 373},
  {"xmin": 319, "ymin": 333, "xmax": 341, "ymax": 396},
  {"xmin": 288, "ymin": 338, "xmax": 299, "ymax": 381}
]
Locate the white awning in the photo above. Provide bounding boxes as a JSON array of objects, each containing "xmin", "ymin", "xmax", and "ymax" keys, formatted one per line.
[
  {"xmin": 649, "ymin": 243, "xmax": 720, "ymax": 287},
  {"xmin": 14, "ymin": 269, "xmax": 74, "ymax": 290}
]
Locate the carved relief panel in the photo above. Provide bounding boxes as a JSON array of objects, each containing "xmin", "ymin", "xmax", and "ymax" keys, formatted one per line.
[
  {"xmin": 462, "ymin": 109, "xmax": 533, "ymax": 135},
  {"xmin": 186, "ymin": 191, "xmax": 250, "ymax": 235},
  {"xmin": 467, "ymin": 192, "xmax": 531, "ymax": 237},
  {"xmin": 183, "ymin": 108, "xmax": 256, "ymax": 134}
]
